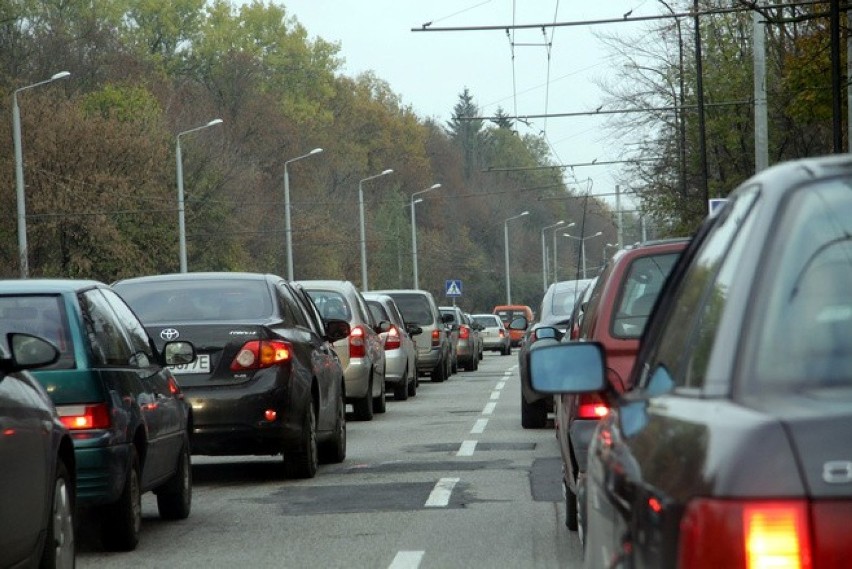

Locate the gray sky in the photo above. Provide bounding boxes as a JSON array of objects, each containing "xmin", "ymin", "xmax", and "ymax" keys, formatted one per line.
[{"xmin": 279, "ymin": 1, "xmax": 653, "ymax": 201}]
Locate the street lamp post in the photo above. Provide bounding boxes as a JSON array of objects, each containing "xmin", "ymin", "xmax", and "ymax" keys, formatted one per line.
[
  {"xmin": 284, "ymin": 148, "xmax": 323, "ymax": 280},
  {"xmin": 541, "ymin": 221, "xmax": 565, "ymax": 291},
  {"xmin": 603, "ymin": 242, "xmax": 619, "ymax": 265},
  {"xmin": 13, "ymin": 71, "xmax": 71, "ymax": 278},
  {"xmin": 563, "ymin": 231, "xmax": 603, "ymax": 279},
  {"xmin": 552, "ymin": 222, "xmax": 575, "ymax": 283},
  {"xmin": 359, "ymin": 168, "xmax": 394, "ymax": 291},
  {"xmin": 504, "ymin": 211, "xmax": 529, "ymax": 304},
  {"xmin": 410, "ymin": 183, "xmax": 441, "ymax": 289},
  {"xmin": 176, "ymin": 118, "xmax": 223, "ymax": 273}
]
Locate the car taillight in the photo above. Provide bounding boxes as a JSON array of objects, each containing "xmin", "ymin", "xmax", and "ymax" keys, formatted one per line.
[
  {"xmin": 57, "ymin": 403, "xmax": 111, "ymax": 430},
  {"xmin": 385, "ymin": 325, "xmax": 401, "ymax": 350},
  {"xmin": 230, "ymin": 340, "xmax": 291, "ymax": 371},
  {"xmin": 431, "ymin": 328, "xmax": 440, "ymax": 347},
  {"xmin": 678, "ymin": 498, "xmax": 812, "ymax": 569},
  {"xmin": 499, "ymin": 329, "xmax": 505, "ymax": 338},
  {"xmin": 459, "ymin": 325, "xmax": 470, "ymax": 340},
  {"xmin": 349, "ymin": 325, "xmax": 366, "ymax": 358},
  {"xmin": 576, "ymin": 393, "xmax": 609, "ymax": 419}
]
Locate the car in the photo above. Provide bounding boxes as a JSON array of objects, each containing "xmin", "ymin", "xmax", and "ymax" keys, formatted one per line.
[
  {"xmin": 568, "ymin": 277, "xmax": 597, "ymax": 340},
  {"xmin": 363, "ymin": 292, "xmax": 421, "ymax": 401},
  {"xmin": 0, "ymin": 332, "xmax": 76, "ymax": 568},
  {"xmin": 552, "ymin": 239, "xmax": 686, "ymax": 532},
  {"xmin": 493, "ymin": 304, "xmax": 535, "ymax": 347},
  {"xmin": 464, "ymin": 312, "xmax": 485, "ymax": 362},
  {"xmin": 298, "ymin": 280, "xmax": 388, "ymax": 421},
  {"xmin": 530, "ymin": 155, "xmax": 852, "ymax": 567},
  {"xmin": 471, "ymin": 313, "xmax": 511, "ymax": 355},
  {"xmin": 113, "ymin": 273, "xmax": 350, "ymax": 479},
  {"xmin": 538, "ymin": 278, "xmax": 595, "ymax": 335},
  {"xmin": 440, "ymin": 305, "xmax": 479, "ymax": 372},
  {"xmin": 0, "ymin": 279, "xmax": 196, "ymax": 551},
  {"xmin": 373, "ymin": 289, "xmax": 453, "ymax": 383}
]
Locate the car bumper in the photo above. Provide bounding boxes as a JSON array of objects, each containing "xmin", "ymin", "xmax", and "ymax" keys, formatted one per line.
[
  {"xmin": 416, "ymin": 346, "xmax": 443, "ymax": 373},
  {"xmin": 457, "ymin": 340, "xmax": 475, "ymax": 363},
  {"xmin": 383, "ymin": 349, "xmax": 407, "ymax": 385},
  {"xmin": 71, "ymin": 433, "xmax": 130, "ymax": 506},
  {"xmin": 482, "ymin": 338, "xmax": 507, "ymax": 350},
  {"xmin": 343, "ymin": 358, "xmax": 372, "ymax": 399}
]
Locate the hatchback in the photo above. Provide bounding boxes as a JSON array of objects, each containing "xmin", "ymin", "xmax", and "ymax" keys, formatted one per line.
[
  {"xmin": 363, "ymin": 292, "xmax": 421, "ymax": 400},
  {"xmin": 471, "ymin": 313, "xmax": 511, "ymax": 355},
  {"xmin": 114, "ymin": 273, "xmax": 350, "ymax": 479},
  {"xmin": 531, "ymin": 155, "xmax": 852, "ymax": 567},
  {"xmin": 0, "ymin": 279, "xmax": 196, "ymax": 551},
  {"xmin": 440, "ymin": 305, "xmax": 478, "ymax": 372}
]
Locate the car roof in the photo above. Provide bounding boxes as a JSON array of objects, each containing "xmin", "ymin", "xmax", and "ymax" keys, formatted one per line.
[
  {"xmin": 0, "ymin": 278, "xmax": 104, "ymax": 293},
  {"xmin": 115, "ymin": 272, "xmax": 274, "ymax": 285}
]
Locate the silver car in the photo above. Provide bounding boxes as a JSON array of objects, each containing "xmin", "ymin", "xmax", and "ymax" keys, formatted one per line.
[
  {"xmin": 363, "ymin": 293, "xmax": 420, "ymax": 401},
  {"xmin": 471, "ymin": 313, "xmax": 511, "ymax": 355},
  {"xmin": 300, "ymin": 280, "xmax": 388, "ymax": 421}
]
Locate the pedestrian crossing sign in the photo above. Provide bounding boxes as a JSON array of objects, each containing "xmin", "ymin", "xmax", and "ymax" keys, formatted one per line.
[{"xmin": 445, "ymin": 279, "xmax": 463, "ymax": 297}]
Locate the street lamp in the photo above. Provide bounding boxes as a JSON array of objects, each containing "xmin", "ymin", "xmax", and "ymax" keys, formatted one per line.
[
  {"xmin": 563, "ymin": 231, "xmax": 603, "ymax": 279},
  {"xmin": 541, "ymin": 221, "xmax": 565, "ymax": 291},
  {"xmin": 284, "ymin": 148, "xmax": 323, "ymax": 280},
  {"xmin": 176, "ymin": 118, "xmax": 223, "ymax": 273},
  {"xmin": 504, "ymin": 210, "xmax": 529, "ymax": 304},
  {"xmin": 410, "ymin": 183, "xmax": 441, "ymax": 289},
  {"xmin": 13, "ymin": 71, "xmax": 71, "ymax": 278},
  {"xmin": 358, "ymin": 168, "xmax": 394, "ymax": 291},
  {"xmin": 603, "ymin": 242, "xmax": 619, "ymax": 264},
  {"xmin": 552, "ymin": 222, "xmax": 575, "ymax": 283}
]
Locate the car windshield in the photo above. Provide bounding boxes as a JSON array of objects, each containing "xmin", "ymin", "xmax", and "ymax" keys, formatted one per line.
[
  {"xmin": 611, "ymin": 252, "xmax": 680, "ymax": 338},
  {"xmin": 0, "ymin": 294, "xmax": 75, "ymax": 369},
  {"xmin": 388, "ymin": 294, "xmax": 434, "ymax": 326},
  {"xmin": 115, "ymin": 280, "xmax": 273, "ymax": 321}
]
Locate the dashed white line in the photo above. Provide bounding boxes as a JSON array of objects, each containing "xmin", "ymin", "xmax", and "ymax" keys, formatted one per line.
[
  {"xmin": 482, "ymin": 402, "xmax": 497, "ymax": 415},
  {"xmin": 490, "ymin": 390, "xmax": 501, "ymax": 400},
  {"xmin": 457, "ymin": 440, "xmax": 477, "ymax": 457},
  {"xmin": 388, "ymin": 551, "xmax": 425, "ymax": 569},
  {"xmin": 425, "ymin": 477, "xmax": 460, "ymax": 507},
  {"xmin": 495, "ymin": 381, "xmax": 506, "ymax": 391},
  {"xmin": 471, "ymin": 418, "xmax": 488, "ymax": 434}
]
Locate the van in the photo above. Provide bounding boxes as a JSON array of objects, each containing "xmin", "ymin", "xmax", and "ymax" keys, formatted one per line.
[{"xmin": 492, "ymin": 304, "xmax": 535, "ymax": 346}]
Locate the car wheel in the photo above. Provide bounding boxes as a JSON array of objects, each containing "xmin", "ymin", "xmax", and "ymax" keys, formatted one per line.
[
  {"xmin": 156, "ymin": 438, "xmax": 192, "ymax": 520},
  {"xmin": 351, "ymin": 376, "xmax": 374, "ymax": 420},
  {"xmin": 408, "ymin": 374, "xmax": 418, "ymax": 397},
  {"xmin": 451, "ymin": 354, "xmax": 459, "ymax": 374},
  {"xmin": 393, "ymin": 368, "xmax": 409, "ymax": 401},
  {"xmin": 284, "ymin": 403, "xmax": 318, "ymax": 479},
  {"xmin": 431, "ymin": 359, "xmax": 446, "ymax": 383},
  {"xmin": 565, "ymin": 478, "xmax": 579, "ymax": 531},
  {"xmin": 319, "ymin": 385, "xmax": 346, "ymax": 464},
  {"xmin": 41, "ymin": 459, "xmax": 75, "ymax": 569},
  {"xmin": 101, "ymin": 447, "xmax": 141, "ymax": 551},
  {"xmin": 373, "ymin": 372, "xmax": 387, "ymax": 413},
  {"xmin": 521, "ymin": 397, "xmax": 548, "ymax": 429}
]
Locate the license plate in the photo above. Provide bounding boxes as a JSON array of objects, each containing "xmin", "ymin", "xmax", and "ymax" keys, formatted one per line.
[{"xmin": 170, "ymin": 354, "xmax": 211, "ymax": 375}]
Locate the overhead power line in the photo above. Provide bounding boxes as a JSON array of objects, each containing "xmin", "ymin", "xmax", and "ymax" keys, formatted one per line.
[{"xmin": 459, "ymin": 100, "xmax": 752, "ymax": 122}]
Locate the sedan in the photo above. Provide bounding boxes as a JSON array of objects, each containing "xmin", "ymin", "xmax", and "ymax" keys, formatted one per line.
[
  {"xmin": 471, "ymin": 313, "xmax": 511, "ymax": 355},
  {"xmin": 530, "ymin": 155, "xmax": 852, "ymax": 567},
  {"xmin": 363, "ymin": 292, "xmax": 421, "ymax": 401},
  {"xmin": 114, "ymin": 273, "xmax": 350, "ymax": 479}
]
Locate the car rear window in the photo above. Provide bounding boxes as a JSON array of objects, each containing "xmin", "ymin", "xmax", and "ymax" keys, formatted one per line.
[
  {"xmin": 365, "ymin": 300, "xmax": 389, "ymax": 324},
  {"xmin": 473, "ymin": 315, "xmax": 500, "ymax": 327},
  {"xmin": 495, "ymin": 310, "xmax": 528, "ymax": 324},
  {"xmin": 611, "ymin": 252, "xmax": 680, "ymax": 339},
  {"xmin": 306, "ymin": 291, "xmax": 353, "ymax": 321},
  {"xmin": 387, "ymin": 294, "xmax": 435, "ymax": 326},
  {"xmin": 115, "ymin": 279, "xmax": 273, "ymax": 322},
  {"xmin": 0, "ymin": 294, "xmax": 75, "ymax": 369}
]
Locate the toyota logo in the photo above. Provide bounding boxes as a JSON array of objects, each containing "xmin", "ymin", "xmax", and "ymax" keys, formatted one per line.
[{"xmin": 160, "ymin": 328, "xmax": 180, "ymax": 341}]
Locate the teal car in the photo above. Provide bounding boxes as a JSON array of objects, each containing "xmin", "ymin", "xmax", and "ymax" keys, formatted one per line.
[{"xmin": 0, "ymin": 280, "xmax": 196, "ymax": 551}]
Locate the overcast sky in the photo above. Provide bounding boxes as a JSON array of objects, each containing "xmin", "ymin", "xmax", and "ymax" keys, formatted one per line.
[{"xmin": 278, "ymin": 1, "xmax": 654, "ymax": 201}]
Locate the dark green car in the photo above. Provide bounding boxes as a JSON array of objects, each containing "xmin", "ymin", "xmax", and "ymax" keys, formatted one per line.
[{"xmin": 0, "ymin": 279, "xmax": 196, "ymax": 551}]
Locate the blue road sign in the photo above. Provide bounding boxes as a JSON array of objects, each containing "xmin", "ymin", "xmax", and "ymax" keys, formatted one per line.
[{"xmin": 445, "ymin": 279, "xmax": 463, "ymax": 297}]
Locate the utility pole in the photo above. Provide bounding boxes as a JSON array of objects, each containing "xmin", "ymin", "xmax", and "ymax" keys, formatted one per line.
[
  {"xmin": 615, "ymin": 185, "xmax": 623, "ymax": 249},
  {"xmin": 753, "ymin": 7, "xmax": 769, "ymax": 171},
  {"xmin": 694, "ymin": 0, "xmax": 710, "ymax": 210}
]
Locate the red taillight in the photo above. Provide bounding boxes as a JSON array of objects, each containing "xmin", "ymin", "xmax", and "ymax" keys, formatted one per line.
[
  {"xmin": 230, "ymin": 340, "xmax": 291, "ymax": 371},
  {"xmin": 498, "ymin": 329, "xmax": 505, "ymax": 338},
  {"xmin": 576, "ymin": 393, "xmax": 609, "ymax": 419},
  {"xmin": 431, "ymin": 328, "xmax": 440, "ymax": 347},
  {"xmin": 349, "ymin": 325, "xmax": 366, "ymax": 358},
  {"xmin": 679, "ymin": 499, "xmax": 812, "ymax": 569},
  {"xmin": 459, "ymin": 325, "xmax": 470, "ymax": 340},
  {"xmin": 57, "ymin": 403, "xmax": 111, "ymax": 430},
  {"xmin": 384, "ymin": 326, "xmax": 401, "ymax": 350}
]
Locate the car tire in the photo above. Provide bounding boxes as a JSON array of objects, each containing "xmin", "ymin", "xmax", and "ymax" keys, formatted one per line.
[
  {"xmin": 352, "ymin": 377, "xmax": 375, "ymax": 420},
  {"xmin": 319, "ymin": 385, "xmax": 346, "ymax": 464},
  {"xmin": 431, "ymin": 359, "xmax": 446, "ymax": 382},
  {"xmin": 284, "ymin": 403, "xmax": 318, "ymax": 479},
  {"xmin": 408, "ymin": 374, "xmax": 418, "ymax": 397},
  {"xmin": 565, "ymin": 479, "xmax": 579, "ymax": 531},
  {"xmin": 521, "ymin": 397, "xmax": 548, "ymax": 429},
  {"xmin": 156, "ymin": 438, "xmax": 192, "ymax": 520},
  {"xmin": 374, "ymin": 372, "xmax": 387, "ymax": 413},
  {"xmin": 101, "ymin": 447, "xmax": 142, "ymax": 551},
  {"xmin": 41, "ymin": 459, "xmax": 75, "ymax": 569},
  {"xmin": 451, "ymin": 354, "xmax": 458, "ymax": 374},
  {"xmin": 393, "ymin": 368, "xmax": 409, "ymax": 401}
]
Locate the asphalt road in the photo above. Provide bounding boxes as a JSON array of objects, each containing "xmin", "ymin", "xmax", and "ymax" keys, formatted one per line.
[{"xmin": 77, "ymin": 353, "xmax": 584, "ymax": 568}]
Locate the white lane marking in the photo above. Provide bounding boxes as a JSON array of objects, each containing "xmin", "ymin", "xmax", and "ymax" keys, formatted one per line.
[
  {"xmin": 471, "ymin": 418, "xmax": 488, "ymax": 434},
  {"xmin": 503, "ymin": 370, "xmax": 513, "ymax": 377},
  {"xmin": 457, "ymin": 440, "xmax": 477, "ymax": 457},
  {"xmin": 496, "ymin": 381, "xmax": 506, "ymax": 391},
  {"xmin": 388, "ymin": 551, "xmax": 425, "ymax": 569},
  {"xmin": 483, "ymin": 402, "xmax": 497, "ymax": 415},
  {"xmin": 425, "ymin": 477, "xmax": 460, "ymax": 507},
  {"xmin": 490, "ymin": 390, "xmax": 501, "ymax": 400}
]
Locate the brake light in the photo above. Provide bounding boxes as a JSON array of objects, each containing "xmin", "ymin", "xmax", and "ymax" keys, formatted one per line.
[
  {"xmin": 385, "ymin": 325, "xmax": 401, "ymax": 350},
  {"xmin": 230, "ymin": 340, "xmax": 291, "ymax": 371},
  {"xmin": 499, "ymin": 329, "xmax": 505, "ymax": 338},
  {"xmin": 349, "ymin": 325, "xmax": 366, "ymax": 358},
  {"xmin": 459, "ymin": 325, "xmax": 470, "ymax": 340},
  {"xmin": 679, "ymin": 499, "xmax": 812, "ymax": 569},
  {"xmin": 431, "ymin": 328, "xmax": 440, "ymax": 347},
  {"xmin": 57, "ymin": 403, "xmax": 111, "ymax": 430},
  {"xmin": 576, "ymin": 392, "xmax": 609, "ymax": 419}
]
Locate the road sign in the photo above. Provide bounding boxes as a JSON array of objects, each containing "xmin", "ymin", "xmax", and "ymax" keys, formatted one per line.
[{"xmin": 445, "ymin": 279, "xmax": 463, "ymax": 297}]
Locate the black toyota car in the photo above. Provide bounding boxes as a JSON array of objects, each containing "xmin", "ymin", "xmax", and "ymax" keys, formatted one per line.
[{"xmin": 113, "ymin": 273, "xmax": 350, "ymax": 479}]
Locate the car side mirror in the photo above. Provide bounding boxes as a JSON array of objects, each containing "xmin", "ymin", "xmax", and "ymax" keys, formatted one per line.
[
  {"xmin": 374, "ymin": 320, "xmax": 391, "ymax": 334},
  {"xmin": 1, "ymin": 333, "xmax": 60, "ymax": 372},
  {"xmin": 406, "ymin": 323, "xmax": 423, "ymax": 336},
  {"xmin": 325, "ymin": 319, "xmax": 351, "ymax": 342},
  {"xmin": 163, "ymin": 341, "xmax": 196, "ymax": 366}
]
